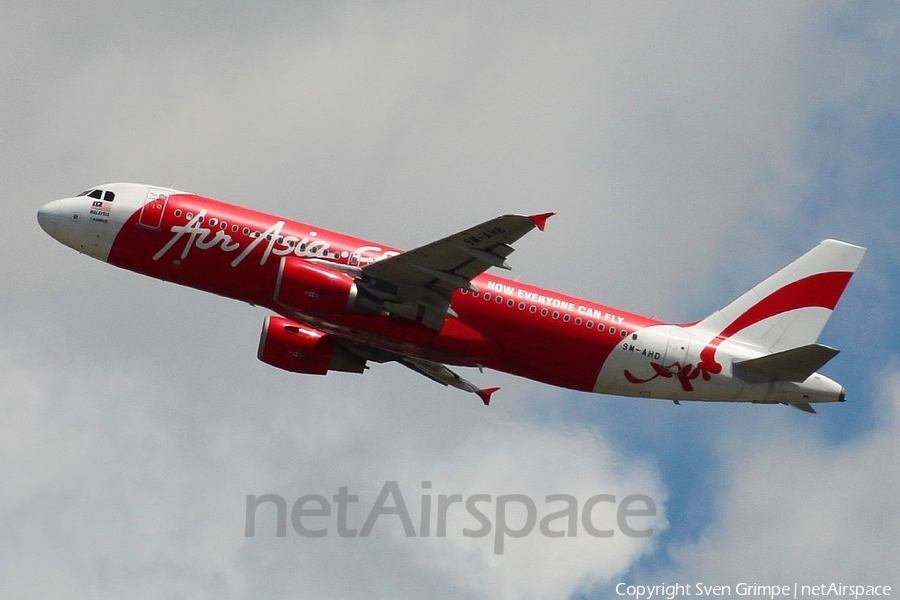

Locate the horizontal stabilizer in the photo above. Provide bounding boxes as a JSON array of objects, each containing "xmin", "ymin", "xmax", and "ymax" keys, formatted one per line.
[
  {"xmin": 734, "ymin": 344, "xmax": 839, "ymax": 383},
  {"xmin": 791, "ymin": 402, "xmax": 818, "ymax": 414}
]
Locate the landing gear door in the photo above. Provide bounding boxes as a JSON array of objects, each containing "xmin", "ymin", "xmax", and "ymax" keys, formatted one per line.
[{"xmin": 138, "ymin": 189, "xmax": 169, "ymax": 230}]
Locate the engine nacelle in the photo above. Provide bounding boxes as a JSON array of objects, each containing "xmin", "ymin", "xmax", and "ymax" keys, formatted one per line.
[
  {"xmin": 274, "ymin": 258, "xmax": 381, "ymax": 315},
  {"xmin": 257, "ymin": 316, "xmax": 366, "ymax": 374}
]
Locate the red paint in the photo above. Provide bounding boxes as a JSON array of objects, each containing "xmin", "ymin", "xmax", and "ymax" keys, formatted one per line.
[
  {"xmin": 477, "ymin": 387, "xmax": 500, "ymax": 406},
  {"xmin": 528, "ymin": 212, "xmax": 555, "ymax": 232},
  {"xmin": 624, "ymin": 360, "xmax": 712, "ymax": 392},
  {"xmin": 107, "ymin": 194, "xmax": 659, "ymax": 393},
  {"xmin": 697, "ymin": 271, "xmax": 854, "ymax": 374}
]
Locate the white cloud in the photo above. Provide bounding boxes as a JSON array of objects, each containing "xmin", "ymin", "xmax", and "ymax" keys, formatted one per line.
[
  {"xmin": 384, "ymin": 423, "xmax": 666, "ymax": 599},
  {"xmin": 638, "ymin": 364, "xmax": 900, "ymax": 588},
  {"xmin": 10, "ymin": 2, "xmax": 831, "ymax": 313},
  {"xmin": 0, "ymin": 348, "xmax": 664, "ymax": 599}
]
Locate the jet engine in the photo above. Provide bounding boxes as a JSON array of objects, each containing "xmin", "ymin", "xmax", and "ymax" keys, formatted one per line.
[
  {"xmin": 274, "ymin": 258, "xmax": 381, "ymax": 315},
  {"xmin": 257, "ymin": 315, "xmax": 366, "ymax": 374}
]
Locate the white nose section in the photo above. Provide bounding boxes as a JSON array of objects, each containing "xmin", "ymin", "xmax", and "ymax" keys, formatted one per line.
[
  {"xmin": 37, "ymin": 199, "xmax": 62, "ymax": 236},
  {"xmin": 36, "ymin": 197, "xmax": 114, "ymax": 260}
]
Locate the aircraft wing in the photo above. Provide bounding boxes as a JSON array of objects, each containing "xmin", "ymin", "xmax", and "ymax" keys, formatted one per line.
[
  {"xmin": 396, "ymin": 356, "xmax": 499, "ymax": 406},
  {"xmin": 343, "ymin": 342, "xmax": 499, "ymax": 405},
  {"xmin": 359, "ymin": 212, "xmax": 553, "ymax": 329}
]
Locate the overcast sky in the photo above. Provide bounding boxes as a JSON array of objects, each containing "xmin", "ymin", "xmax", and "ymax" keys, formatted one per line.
[{"xmin": 3, "ymin": 2, "xmax": 899, "ymax": 598}]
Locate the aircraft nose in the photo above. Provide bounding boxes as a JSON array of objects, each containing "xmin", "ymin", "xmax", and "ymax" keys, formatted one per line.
[{"xmin": 37, "ymin": 200, "xmax": 61, "ymax": 235}]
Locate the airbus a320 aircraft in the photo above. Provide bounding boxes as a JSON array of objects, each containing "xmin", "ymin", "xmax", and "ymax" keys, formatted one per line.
[{"xmin": 38, "ymin": 183, "xmax": 866, "ymax": 412}]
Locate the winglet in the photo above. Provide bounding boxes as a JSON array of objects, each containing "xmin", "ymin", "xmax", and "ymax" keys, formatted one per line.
[
  {"xmin": 477, "ymin": 387, "xmax": 500, "ymax": 406},
  {"xmin": 528, "ymin": 212, "xmax": 555, "ymax": 232}
]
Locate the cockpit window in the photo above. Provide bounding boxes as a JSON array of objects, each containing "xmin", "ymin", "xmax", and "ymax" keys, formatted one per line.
[{"xmin": 77, "ymin": 189, "xmax": 114, "ymax": 201}]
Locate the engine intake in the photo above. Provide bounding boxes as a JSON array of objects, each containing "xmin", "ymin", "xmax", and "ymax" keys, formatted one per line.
[{"xmin": 257, "ymin": 316, "xmax": 366, "ymax": 374}]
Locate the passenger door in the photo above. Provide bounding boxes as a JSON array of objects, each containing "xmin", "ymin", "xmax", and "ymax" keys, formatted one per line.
[{"xmin": 138, "ymin": 189, "xmax": 169, "ymax": 230}]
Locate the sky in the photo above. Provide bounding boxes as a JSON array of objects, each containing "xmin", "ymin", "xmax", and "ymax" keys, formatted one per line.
[{"xmin": 2, "ymin": 2, "xmax": 899, "ymax": 598}]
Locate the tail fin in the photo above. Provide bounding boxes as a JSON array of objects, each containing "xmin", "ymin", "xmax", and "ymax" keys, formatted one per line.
[{"xmin": 689, "ymin": 239, "xmax": 866, "ymax": 353}]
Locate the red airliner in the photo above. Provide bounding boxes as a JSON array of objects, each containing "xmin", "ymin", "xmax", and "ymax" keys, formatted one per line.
[{"xmin": 38, "ymin": 183, "xmax": 865, "ymax": 412}]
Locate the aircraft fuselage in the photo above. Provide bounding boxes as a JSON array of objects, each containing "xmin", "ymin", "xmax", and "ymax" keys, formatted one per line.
[{"xmin": 38, "ymin": 183, "xmax": 864, "ymax": 410}]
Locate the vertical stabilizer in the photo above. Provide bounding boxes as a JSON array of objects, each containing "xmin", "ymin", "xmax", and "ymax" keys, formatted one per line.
[{"xmin": 689, "ymin": 240, "xmax": 865, "ymax": 353}]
